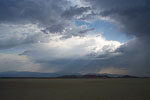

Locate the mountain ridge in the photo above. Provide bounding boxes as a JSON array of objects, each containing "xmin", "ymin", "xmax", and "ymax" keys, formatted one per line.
[{"xmin": 0, "ymin": 71, "xmax": 145, "ymax": 78}]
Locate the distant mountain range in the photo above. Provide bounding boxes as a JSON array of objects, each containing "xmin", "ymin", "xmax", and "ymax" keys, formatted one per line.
[
  {"xmin": 0, "ymin": 71, "xmax": 145, "ymax": 78},
  {"xmin": 58, "ymin": 74, "xmax": 140, "ymax": 78}
]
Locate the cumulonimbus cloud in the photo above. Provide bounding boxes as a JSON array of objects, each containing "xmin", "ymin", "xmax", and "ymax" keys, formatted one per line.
[
  {"xmin": 81, "ymin": 0, "xmax": 150, "ymax": 76},
  {"xmin": 0, "ymin": 0, "xmax": 150, "ymax": 76}
]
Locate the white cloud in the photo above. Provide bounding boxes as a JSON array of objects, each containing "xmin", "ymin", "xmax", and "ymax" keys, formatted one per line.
[
  {"xmin": 68, "ymin": 0, "xmax": 89, "ymax": 7},
  {"xmin": 22, "ymin": 34, "xmax": 122, "ymax": 60}
]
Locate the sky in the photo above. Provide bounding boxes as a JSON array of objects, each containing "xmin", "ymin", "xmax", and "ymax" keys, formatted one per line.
[{"xmin": 0, "ymin": 0, "xmax": 150, "ymax": 76}]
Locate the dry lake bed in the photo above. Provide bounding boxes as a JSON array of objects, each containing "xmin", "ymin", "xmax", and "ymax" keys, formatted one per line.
[{"xmin": 0, "ymin": 78, "xmax": 150, "ymax": 100}]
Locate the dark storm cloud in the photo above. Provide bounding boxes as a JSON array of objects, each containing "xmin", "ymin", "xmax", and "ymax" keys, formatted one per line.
[
  {"xmin": 0, "ymin": 0, "xmax": 74, "ymax": 34},
  {"xmin": 0, "ymin": 0, "xmax": 68, "ymax": 24},
  {"xmin": 61, "ymin": 6, "xmax": 91, "ymax": 19},
  {"xmin": 0, "ymin": 0, "xmax": 93, "ymax": 49},
  {"xmin": 80, "ymin": 0, "xmax": 150, "ymax": 76},
  {"xmin": 1, "ymin": 0, "xmax": 150, "ymax": 76},
  {"xmin": 85, "ymin": 0, "xmax": 150, "ymax": 37},
  {"xmin": 0, "ymin": 0, "xmax": 92, "ymax": 33},
  {"xmin": 79, "ymin": 28, "xmax": 95, "ymax": 34},
  {"xmin": 42, "ymin": 24, "xmax": 65, "ymax": 33}
]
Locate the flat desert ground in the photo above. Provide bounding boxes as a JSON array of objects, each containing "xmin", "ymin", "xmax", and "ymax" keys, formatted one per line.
[{"xmin": 0, "ymin": 78, "xmax": 150, "ymax": 100}]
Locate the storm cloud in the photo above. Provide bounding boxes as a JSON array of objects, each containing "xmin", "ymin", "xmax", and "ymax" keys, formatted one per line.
[
  {"xmin": 85, "ymin": 0, "xmax": 150, "ymax": 37},
  {"xmin": 80, "ymin": 0, "xmax": 150, "ymax": 76},
  {"xmin": 0, "ymin": 0, "xmax": 94, "ymax": 49},
  {"xmin": 0, "ymin": 0, "xmax": 150, "ymax": 76},
  {"xmin": 0, "ymin": 0, "xmax": 68, "ymax": 25},
  {"xmin": 61, "ymin": 5, "xmax": 91, "ymax": 19}
]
